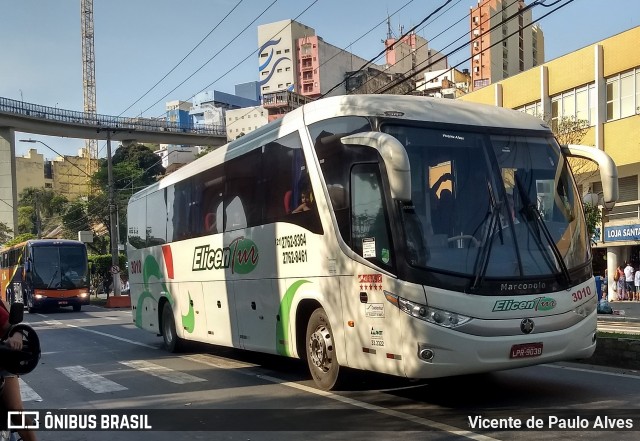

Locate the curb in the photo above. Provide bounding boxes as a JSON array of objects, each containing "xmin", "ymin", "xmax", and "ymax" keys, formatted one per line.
[{"xmin": 597, "ymin": 315, "xmax": 640, "ymax": 323}]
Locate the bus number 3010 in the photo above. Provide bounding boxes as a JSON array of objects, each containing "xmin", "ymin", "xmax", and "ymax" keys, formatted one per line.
[
  {"xmin": 571, "ymin": 286, "xmax": 592, "ymax": 302},
  {"xmin": 283, "ymin": 250, "xmax": 307, "ymax": 264}
]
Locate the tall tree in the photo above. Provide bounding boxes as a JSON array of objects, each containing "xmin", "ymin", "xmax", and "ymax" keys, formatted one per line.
[
  {"xmin": 0, "ymin": 221, "xmax": 12, "ymax": 245},
  {"xmin": 89, "ymin": 143, "xmax": 165, "ymax": 251}
]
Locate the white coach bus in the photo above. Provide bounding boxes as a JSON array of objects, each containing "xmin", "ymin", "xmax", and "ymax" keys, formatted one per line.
[{"xmin": 127, "ymin": 95, "xmax": 618, "ymax": 390}]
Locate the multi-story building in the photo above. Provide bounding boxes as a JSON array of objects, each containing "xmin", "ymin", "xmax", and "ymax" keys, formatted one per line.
[
  {"xmin": 16, "ymin": 149, "xmax": 48, "ymax": 196},
  {"xmin": 458, "ymin": 26, "xmax": 640, "ymax": 294},
  {"xmin": 225, "ymin": 106, "xmax": 269, "ymax": 140},
  {"xmin": 257, "ymin": 20, "xmax": 378, "ymax": 101},
  {"xmin": 235, "ymin": 81, "xmax": 261, "ymax": 102},
  {"xmin": 15, "ymin": 147, "xmax": 96, "ymax": 200},
  {"xmin": 384, "ymin": 29, "xmax": 448, "ymax": 77},
  {"xmin": 415, "ymin": 68, "xmax": 472, "ymax": 98},
  {"xmin": 50, "ymin": 148, "xmax": 97, "ymax": 199},
  {"xmin": 470, "ymin": 0, "xmax": 544, "ymax": 90}
]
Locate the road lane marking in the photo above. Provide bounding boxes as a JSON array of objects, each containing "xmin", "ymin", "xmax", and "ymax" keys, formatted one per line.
[
  {"xmin": 184, "ymin": 354, "xmax": 500, "ymax": 441},
  {"xmin": 120, "ymin": 360, "xmax": 206, "ymax": 384},
  {"xmin": 544, "ymin": 363, "xmax": 640, "ymax": 379},
  {"xmin": 19, "ymin": 378, "xmax": 42, "ymax": 402},
  {"xmin": 65, "ymin": 324, "xmax": 157, "ymax": 349},
  {"xmin": 57, "ymin": 365, "xmax": 128, "ymax": 393}
]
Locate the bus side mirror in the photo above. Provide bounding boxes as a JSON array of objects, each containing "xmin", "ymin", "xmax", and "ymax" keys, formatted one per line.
[
  {"xmin": 561, "ymin": 144, "xmax": 618, "ymax": 210},
  {"xmin": 341, "ymin": 132, "xmax": 411, "ymax": 201},
  {"xmin": 24, "ymin": 259, "xmax": 31, "ymax": 273}
]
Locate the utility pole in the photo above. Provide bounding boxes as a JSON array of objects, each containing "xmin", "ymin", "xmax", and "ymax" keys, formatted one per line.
[{"xmin": 106, "ymin": 130, "xmax": 121, "ymax": 296}]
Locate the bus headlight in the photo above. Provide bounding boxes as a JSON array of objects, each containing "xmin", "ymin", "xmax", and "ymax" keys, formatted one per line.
[{"xmin": 384, "ymin": 291, "xmax": 471, "ymax": 328}]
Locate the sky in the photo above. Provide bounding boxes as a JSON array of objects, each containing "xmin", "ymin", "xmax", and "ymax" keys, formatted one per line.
[{"xmin": 1, "ymin": 0, "xmax": 639, "ymax": 160}]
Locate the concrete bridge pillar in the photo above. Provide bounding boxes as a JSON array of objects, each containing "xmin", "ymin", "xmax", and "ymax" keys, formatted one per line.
[{"xmin": 0, "ymin": 127, "xmax": 18, "ymax": 238}]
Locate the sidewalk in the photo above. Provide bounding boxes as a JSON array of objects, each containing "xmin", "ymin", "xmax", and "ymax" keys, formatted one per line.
[{"xmin": 598, "ymin": 299, "xmax": 640, "ymax": 323}]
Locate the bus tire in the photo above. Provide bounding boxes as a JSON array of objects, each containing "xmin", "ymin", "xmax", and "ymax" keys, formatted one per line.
[
  {"xmin": 161, "ymin": 303, "xmax": 182, "ymax": 353},
  {"xmin": 73, "ymin": 304, "xmax": 81, "ymax": 312},
  {"xmin": 26, "ymin": 294, "xmax": 36, "ymax": 314},
  {"xmin": 306, "ymin": 308, "xmax": 341, "ymax": 390}
]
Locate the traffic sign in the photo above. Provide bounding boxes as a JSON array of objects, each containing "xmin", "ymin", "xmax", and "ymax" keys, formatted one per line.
[{"xmin": 110, "ymin": 265, "xmax": 120, "ymax": 274}]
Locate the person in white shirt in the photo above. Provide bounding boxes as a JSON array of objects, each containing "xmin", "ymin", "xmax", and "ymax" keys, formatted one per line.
[
  {"xmin": 634, "ymin": 266, "xmax": 640, "ymax": 302},
  {"xmin": 624, "ymin": 262, "xmax": 635, "ymax": 300}
]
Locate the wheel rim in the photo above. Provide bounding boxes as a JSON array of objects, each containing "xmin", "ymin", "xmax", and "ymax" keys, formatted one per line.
[{"xmin": 309, "ymin": 325, "xmax": 333, "ymax": 372}]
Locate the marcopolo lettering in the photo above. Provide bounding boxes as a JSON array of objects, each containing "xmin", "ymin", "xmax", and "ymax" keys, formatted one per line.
[
  {"xmin": 500, "ymin": 282, "xmax": 546, "ymax": 291},
  {"xmin": 492, "ymin": 297, "xmax": 557, "ymax": 312},
  {"xmin": 192, "ymin": 236, "xmax": 259, "ymax": 274}
]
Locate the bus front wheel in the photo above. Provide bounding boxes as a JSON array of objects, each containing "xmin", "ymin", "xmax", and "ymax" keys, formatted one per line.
[
  {"xmin": 161, "ymin": 303, "xmax": 182, "ymax": 352},
  {"xmin": 306, "ymin": 308, "xmax": 341, "ymax": 390}
]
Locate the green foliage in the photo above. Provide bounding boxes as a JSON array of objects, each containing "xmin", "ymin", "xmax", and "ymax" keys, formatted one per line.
[
  {"xmin": 88, "ymin": 253, "xmax": 128, "ymax": 295},
  {"xmin": 88, "ymin": 253, "xmax": 128, "ymax": 277},
  {"xmin": 17, "ymin": 206, "xmax": 36, "ymax": 235},
  {"xmin": 584, "ymin": 203, "xmax": 602, "ymax": 244},
  {"xmin": 4, "ymin": 233, "xmax": 36, "ymax": 248},
  {"xmin": 0, "ymin": 222, "xmax": 13, "ymax": 245}
]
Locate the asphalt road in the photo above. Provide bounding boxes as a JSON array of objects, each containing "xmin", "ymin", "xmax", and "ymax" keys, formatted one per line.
[{"xmin": 8, "ymin": 304, "xmax": 640, "ymax": 441}]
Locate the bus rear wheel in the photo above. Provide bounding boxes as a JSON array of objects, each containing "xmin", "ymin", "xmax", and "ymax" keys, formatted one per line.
[
  {"xmin": 306, "ymin": 308, "xmax": 341, "ymax": 390},
  {"xmin": 161, "ymin": 303, "xmax": 183, "ymax": 352}
]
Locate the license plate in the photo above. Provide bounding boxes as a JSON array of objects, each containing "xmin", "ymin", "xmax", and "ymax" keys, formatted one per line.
[
  {"xmin": 58, "ymin": 301, "xmax": 68, "ymax": 305},
  {"xmin": 510, "ymin": 342, "xmax": 543, "ymax": 359}
]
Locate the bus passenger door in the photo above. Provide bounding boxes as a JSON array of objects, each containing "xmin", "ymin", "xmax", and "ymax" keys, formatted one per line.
[
  {"xmin": 201, "ymin": 280, "xmax": 236, "ymax": 347},
  {"xmin": 233, "ymin": 279, "xmax": 279, "ymax": 353}
]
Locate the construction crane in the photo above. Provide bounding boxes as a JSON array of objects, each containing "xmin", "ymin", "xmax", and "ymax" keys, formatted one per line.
[{"xmin": 81, "ymin": 0, "xmax": 97, "ymax": 179}]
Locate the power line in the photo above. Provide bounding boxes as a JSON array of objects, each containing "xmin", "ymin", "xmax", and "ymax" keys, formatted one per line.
[
  {"xmin": 223, "ymin": 0, "xmax": 418, "ymax": 132},
  {"xmin": 341, "ymin": 0, "xmax": 466, "ymax": 96},
  {"xmin": 318, "ymin": 0, "xmax": 455, "ymax": 99},
  {"xmin": 158, "ymin": 0, "xmax": 320, "ymax": 146},
  {"xmin": 117, "ymin": 0, "xmax": 245, "ymax": 117},
  {"xmin": 138, "ymin": 0, "xmax": 281, "ymax": 118},
  {"xmin": 375, "ymin": 0, "xmax": 567, "ymax": 95}
]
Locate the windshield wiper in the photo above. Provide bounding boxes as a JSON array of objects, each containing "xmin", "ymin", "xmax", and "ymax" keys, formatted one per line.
[
  {"xmin": 514, "ymin": 175, "xmax": 571, "ymax": 285},
  {"xmin": 470, "ymin": 201, "xmax": 501, "ymax": 291},
  {"xmin": 47, "ymin": 269, "xmax": 59, "ymax": 289},
  {"xmin": 470, "ymin": 196, "xmax": 524, "ymax": 290}
]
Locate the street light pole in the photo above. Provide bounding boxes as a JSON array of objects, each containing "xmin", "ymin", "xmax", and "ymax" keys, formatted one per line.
[{"xmin": 106, "ymin": 130, "xmax": 121, "ymax": 296}]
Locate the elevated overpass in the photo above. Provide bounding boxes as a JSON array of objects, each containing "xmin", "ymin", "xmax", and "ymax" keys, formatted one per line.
[{"xmin": 0, "ymin": 96, "xmax": 228, "ymax": 235}]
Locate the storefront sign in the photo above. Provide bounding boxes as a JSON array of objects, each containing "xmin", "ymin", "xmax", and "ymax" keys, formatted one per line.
[{"xmin": 603, "ymin": 224, "xmax": 640, "ymax": 242}]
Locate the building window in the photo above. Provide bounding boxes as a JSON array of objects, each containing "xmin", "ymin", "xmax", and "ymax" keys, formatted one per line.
[
  {"xmin": 262, "ymin": 86, "xmax": 270, "ymax": 91},
  {"xmin": 261, "ymin": 70, "xmax": 269, "ymax": 76},
  {"xmin": 606, "ymin": 68, "xmax": 640, "ymax": 121},
  {"xmin": 260, "ymin": 53, "xmax": 268, "ymax": 58},
  {"xmin": 276, "ymin": 50, "xmax": 281, "ymax": 54},
  {"xmin": 516, "ymin": 101, "xmax": 541, "ymax": 118},
  {"xmin": 285, "ymin": 67, "xmax": 291, "ymax": 72},
  {"xmin": 551, "ymin": 84, "xmax": 596, "ymax": 129},
  {"xmin": 284, "ymin": 48, "xmax": 290, "ymax": 53}
]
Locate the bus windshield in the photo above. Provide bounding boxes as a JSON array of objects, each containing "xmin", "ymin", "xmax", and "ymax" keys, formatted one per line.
[
  {"xmin": 31, "ymin": 245, "xmax": 89, "ymax": 289},
  {"xmin": 381, "ymin": 123, "xmax": 588, "ymax": 279}
]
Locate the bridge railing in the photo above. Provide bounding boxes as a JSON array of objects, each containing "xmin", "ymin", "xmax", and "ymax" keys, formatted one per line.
[{"xmin": 0, "ymin": 96, "xmax": 226, "ymax": 137}]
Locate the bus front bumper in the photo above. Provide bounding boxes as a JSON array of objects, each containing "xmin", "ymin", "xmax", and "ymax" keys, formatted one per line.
[
  {"xmin": 33, "ymin": 293, "xmax": 91, "ymax": 308},
  {"xmin": 401, "ymin": 310, "xmax": 597, "ymax": 379}
]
